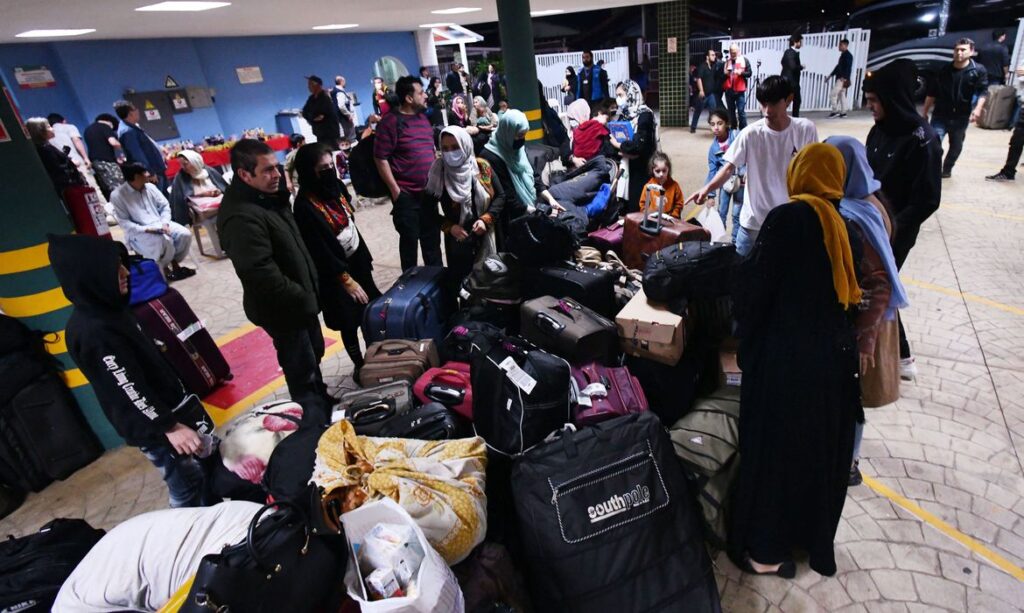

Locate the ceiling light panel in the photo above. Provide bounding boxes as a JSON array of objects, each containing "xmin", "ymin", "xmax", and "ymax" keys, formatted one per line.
[
  {"xmin": 16, "ymin": 29, "xmax": 96, "ymax": 38},
  {"xmin": 136, "ymin": 2, "xmax": 231, "ymax": 12},
  {"xmin": 312, "ymin": 23, "xmax": 359, "ymax": 30},
  {"xmin": 431, "ymin": 7, "xmax": 482, "ymax": 14},
  {"xmin": 531, "ymin": 9, "xmax": 565, "ymax": 15}
]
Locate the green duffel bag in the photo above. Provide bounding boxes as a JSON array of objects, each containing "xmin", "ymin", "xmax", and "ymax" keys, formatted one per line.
[{"xmin": 669, "ymin": 386, "xmax": 740, "ymax": 548}]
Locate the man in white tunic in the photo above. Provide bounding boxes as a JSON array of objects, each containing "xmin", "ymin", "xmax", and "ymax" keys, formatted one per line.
[{"xmin": 110, "ymin": 163, "xmax": 195, "ymax": 280}]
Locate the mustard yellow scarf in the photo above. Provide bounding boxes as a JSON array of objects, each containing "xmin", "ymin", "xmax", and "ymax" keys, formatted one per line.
[{"xmin": 786, "ymin": 143, "xmax": 863, "ymax": 309}]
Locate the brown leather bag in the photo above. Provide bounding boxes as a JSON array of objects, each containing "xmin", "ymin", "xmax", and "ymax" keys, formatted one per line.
[
  {"xmin": 623, "ymin": 184, "xmax": 709, "ymax": 270},
  {"xmin": 359, "ymin": 339, "xmax": 440, "ymax": 387}
]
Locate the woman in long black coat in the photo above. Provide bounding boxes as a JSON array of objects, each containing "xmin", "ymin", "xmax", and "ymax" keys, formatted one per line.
[
  {"xmin": 292, "ymin": 143, "xmax": 381, "ymax": 376},
  {"xmin": 729, "ymin": 143, "xmax": 863, "ymax": 578}
]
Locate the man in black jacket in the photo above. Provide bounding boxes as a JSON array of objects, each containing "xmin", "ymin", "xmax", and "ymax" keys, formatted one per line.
[
  {"xmin": 302, "ymin": 75, "xmax": 341, "ymax": 149},
  {"xmin": 922, "ymin": 39, "xmax": 989, "ymax": 178},
  {"xmin": 446, "ymin": 62, "xmax": 465, "ymax": 95},
  {"xmin": 781, "ymin": 34, "xmax": 804, "ymax": 117},
  {"xmin": 863, "ymin": 59, "xmax": 943, "ymax": 382},
  {"xmin": 217, "ymin": 139, "xmax": 332, "ymax": 424},
  {"xmin": 691, "ymin": 49, "xmax": 724, "ymax": 133},
  {"xmin": 828, "ymin": 39, "xmax": 854, "ymax": 118},
  {"xmin": 48, "ymin": 234, "xmax": 214, "ymax": 507}
]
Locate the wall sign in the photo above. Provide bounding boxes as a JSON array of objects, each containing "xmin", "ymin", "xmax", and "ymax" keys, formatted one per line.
[
  {"xmin": 13, "ymin": 66, "xmax": 56, "ymax": 89},
  {"xmin": 144, "ymin": 99, "xmax": 162, "ymax": 121},
  {"xmin": 236, "ymin": 66, "xmax": 264, "ymax": 84},
  {"xmin": 169, "ymin": 89, "xmax": 192, "ymax": 113},
  {"xmin": 667, "ymin": 37, "xmax": 678, "ymax": 54},
  {"xmin": 164, "ymin": 75, "xmax": 180, "ymax": 89}
]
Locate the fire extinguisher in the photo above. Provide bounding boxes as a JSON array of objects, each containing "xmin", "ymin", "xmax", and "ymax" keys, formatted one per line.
[{"xmin": 62, "ymin": 185, "xmax": 111, "ymax": 238}]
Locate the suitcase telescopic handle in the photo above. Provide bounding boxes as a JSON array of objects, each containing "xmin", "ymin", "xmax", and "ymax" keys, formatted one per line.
[
  {"xmin": 640, "ymin": 184, "xmax": 666, "ymax": 236},
  {"xmin": 535, "ymin": 312, "xmax": 565, "ymax": 335}
]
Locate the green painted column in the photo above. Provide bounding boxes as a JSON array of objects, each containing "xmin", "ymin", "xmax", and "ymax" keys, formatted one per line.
[
  {"xmin": 496, "ymin": 0, "xmax": 544, "ymax": 141},
  {"xmin": 657, "ymin": 0, "xmax": 691, "ymax": 127},
  {"xmin": 0, "ymin": 86, "xmax": 122, "ymax": 449}
]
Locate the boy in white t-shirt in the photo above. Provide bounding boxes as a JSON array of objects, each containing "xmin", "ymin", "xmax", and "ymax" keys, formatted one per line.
[{"xmin": 689, "ymin": 75, "xmax": 818, "ymax": 256}]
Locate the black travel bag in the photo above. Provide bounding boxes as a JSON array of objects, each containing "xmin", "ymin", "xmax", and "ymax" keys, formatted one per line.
[
  {"xmin": 471, "ymin": 337, "xmax": 572, "ymax": 456},
  {"xmin": 642, "ymin": 241, "xmax": 738, "ymax": 303},
  {"xmin": 523, "ymin": 262, "xmax": 617, "ymax": 318},
  {"xmin": 520, "ymin": 296, "xmax": 617, "ymax": 364},
  {"xmin": 464, "ymin": 252, "xmax": 522, "ymax": 304},
  {"xmin": 0, "ymin": 518, "xmax": 105, "ymax": 613},
  {"xmin": 377, "ymin": 402, "xmax": 469, "ymax": 440},
  {"xmin": 443, "ymin": 317, "xmax": 508, "ymax": 363},
  {"xmin": 506, "ymin": 213, "xmax": 579, "ymax": 267},
  {"xmin": 510, "ymin": 412, "xmax": 721, "ymax": 613}
]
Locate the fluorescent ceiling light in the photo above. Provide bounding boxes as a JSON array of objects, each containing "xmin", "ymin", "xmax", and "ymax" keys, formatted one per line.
[
  {"xmin": 312, "ymin": 23, "xmax": 359, "ymax": 30},
  {"xmin": 431, "ymin": 7, "xmax": 482, "ymax": 14},
  {"xmin": 136, "ymin": 1, "xmax": 231, "ymax": 12},
  {"xmin": 918, "ymin": 12, "xmax": 936, "ymax": 22},
  {"xmin": 419, "ymin": 22, "xmax": 455, "ymax": 28},
  {"xmin": 16, "ymin": 29, "xmax": 96, "ymax": 38},
  {"xmin": 531, "ymin": 9, "xmax": 565, "ymax": 16}
]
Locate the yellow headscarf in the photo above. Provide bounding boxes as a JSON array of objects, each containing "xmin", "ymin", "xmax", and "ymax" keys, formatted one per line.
[{"xmin": 786, "ymin": 143, "xmax": 863, "ymax": 309}]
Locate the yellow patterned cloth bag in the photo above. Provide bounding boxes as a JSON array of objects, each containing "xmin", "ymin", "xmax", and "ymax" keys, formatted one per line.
[{"xmin": 311, "ymin": 420, "xmax": 487, "ymax": 565}]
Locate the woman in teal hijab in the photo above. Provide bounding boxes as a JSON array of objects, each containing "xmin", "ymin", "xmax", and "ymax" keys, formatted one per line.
[{"xmin": 482, "ymin": 110, "xmax": 537, "ymax": 210}]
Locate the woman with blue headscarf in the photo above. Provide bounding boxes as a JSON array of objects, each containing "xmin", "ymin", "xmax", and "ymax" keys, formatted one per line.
[
  {"xmin": 480, "ymin": 110, "xmax": 547, "ymax": 238},
  {"xmin": 825, "ymin": 136, "xmax": 909, "ymax": 487}
]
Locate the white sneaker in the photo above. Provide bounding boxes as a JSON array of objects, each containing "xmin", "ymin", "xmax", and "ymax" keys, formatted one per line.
[{"xmin": 900, "ymin": 357, "xmax": 917, "ymax": 381}]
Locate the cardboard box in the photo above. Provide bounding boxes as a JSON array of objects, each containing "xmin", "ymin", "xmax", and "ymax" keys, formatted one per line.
[
  {"xmin": 719, "ymin": 345, "xmax": 741, "ymax": 388},
  {"xmin": 615, "ymin": 289, "xmax": 686, "ymax": 366}
]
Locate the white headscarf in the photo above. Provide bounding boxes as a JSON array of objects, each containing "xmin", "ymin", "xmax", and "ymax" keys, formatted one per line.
[
  {"xmin": 566, "ymin": 99, "xmax": 591, "ymax": 129},
  {"xmin": 176, "ymin": 149, "xmax": 210, "ymax": 181},
  {"xmin": 426, "ymin": 126, "xmax": 490, "ymax": 224},
  {"xmin": 618, "ymin": 80, "xmax": 653, "ymax": 128}
]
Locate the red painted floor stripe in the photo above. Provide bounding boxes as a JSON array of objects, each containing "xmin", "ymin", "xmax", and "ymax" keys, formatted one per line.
[{"xmin": 203, "ymin": 326, "xmax": 336, "ymax": 411}]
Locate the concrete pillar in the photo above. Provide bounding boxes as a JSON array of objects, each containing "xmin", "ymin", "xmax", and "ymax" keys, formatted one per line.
[
  {"xmin": 0, "ymin": 85, "xmax": 122, "ymax": 449},
  {"xmin": 415, "ymin": 29, "xmax": 440, "ymax": 71},
  {"xmin": 657, "ymin": 0, "xmax": 691, "ymax": 127},
  {"xmin": 496, "ymin": 0, "xmax": 544, "ymax": 141}
]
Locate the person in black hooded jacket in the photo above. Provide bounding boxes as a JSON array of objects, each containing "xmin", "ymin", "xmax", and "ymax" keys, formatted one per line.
[
  {"xmin": 292, "ymin": 143, "xmax": 381, "ymax": 377},
  {"xmin": 862, "ymin": 59, "xmax": 942, "ymax": 381},
  {"xmin": 47, "ymin": 234, "xmax": 215, "ymax": 508}
]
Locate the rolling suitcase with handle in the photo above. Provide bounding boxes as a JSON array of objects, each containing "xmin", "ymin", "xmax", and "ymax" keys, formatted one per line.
[
  {"xmin": 522, "ymin": 262, "xmax": 617, "ymax": 318},
  {"xmin": 570, "ymin": 362, "xmax": 648, "ymax": 426},
  {"xmin": 520, "ymin": 296, "xmax": 617, "ymax": 364},
  {"xmin": 132, "ymin": 287, "xmax": 231, "ymax": 397},
  {"xmin": 362, "ymin": 266, "xmax": 453, "ymax": 343},
  {"xmin": 623, "ymin": 183, "xmax": 710, "ymax": 270},
  {"xmin": 978, "ymin": 84, "xmax": 1016, "ymax": 130},
  {"xmin": 359, "ymin": 339, "xmax": 440, "ymax": 387}
]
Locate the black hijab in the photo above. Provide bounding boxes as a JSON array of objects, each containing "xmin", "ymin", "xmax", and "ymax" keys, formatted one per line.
[{"xmin": 862, "ymin": 59, "xmax": 921, "ymax": 136}]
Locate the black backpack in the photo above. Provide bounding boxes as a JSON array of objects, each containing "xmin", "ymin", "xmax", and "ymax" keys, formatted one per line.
[
  {"xmin": 0, "ymin": 518, "xmax": 105, "ymax": 613},
  {"xmin": 0, "ymin": 315, "xmax": 57, "ymax": 407},
  {"xmin": 642, "ymin": 241, "xmax": 738, "ymax": 303},
  {"xmin": 348, "ymin": 112, "xmax": 407, "ymax": 198}
]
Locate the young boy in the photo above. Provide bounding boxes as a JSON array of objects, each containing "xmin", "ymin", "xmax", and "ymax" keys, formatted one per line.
[
  {"xmin": 706, "ymin": 108, "xmax": 745, "ymax": 242},
  {"xmin": 689, "ymin": 75, "xmax": 818, "ymax": 256},
  {"xmin": 48, "ymin": 233, "xmax": 215, "ymax": 508}
]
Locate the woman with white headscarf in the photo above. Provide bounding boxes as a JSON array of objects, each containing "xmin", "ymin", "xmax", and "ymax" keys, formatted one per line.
[
  {"xmin": 427, "ymin": 126, "xmax": 505, "ymax": 285},
  {"xmin": 170, "ymin": 149, "xmax": 228, "ymax": 225},
  {"xmin": 614, "ymin": 80, "xmax": 658, "ymax": 211}
]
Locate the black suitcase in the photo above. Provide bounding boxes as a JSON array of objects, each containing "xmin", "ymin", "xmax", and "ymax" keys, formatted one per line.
[
  {"xmin": 520, "ymin": 296, "xmax": 617, "ymax": 364},
  {"xmin": 642, "ymin": 241, "xmax": 737, "ymax": 303},
  {"xmin": 523, "ymin": 263, "xmax": 617, "ymax": 318},
  {"xmin": 0, "ymin": 375, "xmax": 102, "ymax": 492},
  {"xmin": 378, "ymin": 402, "xmax": 469, "ymax": 440},
  {"xmin": 510, "ymin": 412, "xmax": 721, "ymax": 613},
  {"xmin": 0, "ymin": 518, "xmax": 105, "ymax": 613}
]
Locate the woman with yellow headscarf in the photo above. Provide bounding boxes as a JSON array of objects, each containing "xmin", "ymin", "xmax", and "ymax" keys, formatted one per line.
[{"xmin": 729, "ymin": 142, "xmax": 863, "ymax": 579}]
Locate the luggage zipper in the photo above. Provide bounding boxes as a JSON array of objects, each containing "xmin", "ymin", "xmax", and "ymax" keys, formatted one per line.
[{"xmin": 548, "ymin": 445, "xmax": 653, "ymax": 504}]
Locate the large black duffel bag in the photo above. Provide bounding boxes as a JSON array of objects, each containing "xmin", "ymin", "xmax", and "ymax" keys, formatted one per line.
[
  {"xmin": 510, "ymin": 411, "xmax": 721, "ymax": 613},
  {"xmin": 642, "ymin": 241, "xmax": 737, "ymax": 303},
  {"xmin": 506, "ymin": 213, "xmax": 580, "ymax": 267}
]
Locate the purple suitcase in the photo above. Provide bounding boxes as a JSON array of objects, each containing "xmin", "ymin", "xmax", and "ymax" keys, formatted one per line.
[
  {"xmin": 585, "ymin": 221, "xmax": 624, "ymax": 255},
  {"xmin": 132, "ymin": 287, "xmax": 231, "ymax": 397},
  {"xmin": 571, "ymin": 362, "xmax": 649, "ymax": 426}
]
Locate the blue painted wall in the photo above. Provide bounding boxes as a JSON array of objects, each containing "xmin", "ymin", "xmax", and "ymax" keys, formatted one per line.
[{"xmin": 0, "ymin": 31, "xmax": 419, "ymax": 144}]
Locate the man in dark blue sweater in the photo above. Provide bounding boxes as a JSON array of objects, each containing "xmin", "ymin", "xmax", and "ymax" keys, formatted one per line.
[{"xmin": 828, "ymin": 39, "xmax": 854, "ymax": 118}]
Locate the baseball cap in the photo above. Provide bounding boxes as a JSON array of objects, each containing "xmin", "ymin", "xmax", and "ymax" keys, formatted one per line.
[{"xmin": 305, "ymin": 75, "xmax": 323, "ymax": 85}]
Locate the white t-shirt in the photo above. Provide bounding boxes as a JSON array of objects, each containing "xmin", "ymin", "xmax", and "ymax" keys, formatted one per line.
[
  {"xmin": 49, "ymin": 122, "xmax": 84, "ymax": 166},
  {"xmin": 724, "ymin": 117, "xmax": 818, "ymax": 232}
]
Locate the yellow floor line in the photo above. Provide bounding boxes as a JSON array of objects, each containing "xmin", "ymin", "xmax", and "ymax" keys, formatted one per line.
[
  {"xmin": 941, "ymin": 204, "xmax": 1024, "ymax": 223},
  {"xmin": 862, "ymin": 474, "xmax": 1024, "ymax": 582},
  {"xmin": 903, "ymin": 278, "xmax": 1024, "ymax": 316},
  {"xmin": 204, "ymin": 326, "xmax": 345, "ymax": 427}
]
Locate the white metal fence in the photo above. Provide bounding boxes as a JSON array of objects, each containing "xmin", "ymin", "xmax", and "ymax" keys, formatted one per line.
[
  {"xmin": 536, "ymin": 47, "xmax": 631, "ymax": 113},
  {"xmin": 721, "ymin": 29, "xmax": 872, "ymax": 113}
]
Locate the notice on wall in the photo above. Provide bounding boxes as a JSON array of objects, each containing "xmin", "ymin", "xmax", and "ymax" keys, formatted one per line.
[
  {"xmin": 667, "ymin": 37, "xmax": 678, "ymax": 54},
  {"xmin": 171, "ymin": 91, "xmax": 189, "ymax": 110},
  {"xmin": 144, "ymin": 99, "xmax": 162, "ymax": 121},
  {"xmin": 236, "ymin": 66, "xmax": 264, "ymax": 84},
  {"xmin": 13, "ymin": 65, "xmax": 56, "ymax": 89}
]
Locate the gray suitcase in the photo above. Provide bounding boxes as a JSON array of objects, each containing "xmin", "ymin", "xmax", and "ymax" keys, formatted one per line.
[{"xmin": 978, "ymin": 85, "xmax": 1016, "ymax": 130}]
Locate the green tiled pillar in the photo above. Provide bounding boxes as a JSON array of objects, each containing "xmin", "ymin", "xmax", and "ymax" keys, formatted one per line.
[
  {"xmin": 657, "ymin": 0, "xmax": 691, "ymax": 127},
  {"xmin": 496, "ymin": 0, "xmax": 544, "ymax": 141}
]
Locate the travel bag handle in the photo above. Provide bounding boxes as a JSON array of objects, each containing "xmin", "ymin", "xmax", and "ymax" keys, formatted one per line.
[{"xmin": 244, "ymin": 500, "xmax": 311, "ymax": 575}]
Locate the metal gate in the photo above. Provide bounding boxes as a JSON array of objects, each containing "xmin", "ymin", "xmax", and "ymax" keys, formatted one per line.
[
  {"xmin": 536, "ymin": 47, "xmax": 631, "ymax": 112},
  {"xmin": 721, "ymin": 29, "xmax": 872, "ymax": 113}
]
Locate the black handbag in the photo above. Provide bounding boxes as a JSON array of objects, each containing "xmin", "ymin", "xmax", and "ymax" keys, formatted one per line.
[{"xmin": 181, "ymin": 499, "xmax": 347, "ymax": 612}]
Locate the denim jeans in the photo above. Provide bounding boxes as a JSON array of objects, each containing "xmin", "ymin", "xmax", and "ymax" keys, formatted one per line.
[
  {"xmin": 392, "ymin": 191, "xmax": 442, "ymax": 271},
  {"xmin": 263, "ymin": 319, "xmax": 331, "ymax": 426},
  {"xmin": 852, "ymin": 421, "xmax": 864, "ymax": 462},
  {"xmin": 930, "ymin": 115, "xmax": 969, "ymax": 174},
  {"xmin": 734, "ymin": 224, "xmax": 758, "ymax": 257},
  {"xmin": 690, "ymin": 94, "xmax": 718, "ymax": 131},
  {"xmin": 725, "ymin": 91, "xmax": 747, "ymax": 130},
  {"xmin": 717, "ymin": 186, "xmax": 744, "ymax": 243},
  {"xmin": 140, "ymin": 443, "xmax": 213, "ymax": 508}
]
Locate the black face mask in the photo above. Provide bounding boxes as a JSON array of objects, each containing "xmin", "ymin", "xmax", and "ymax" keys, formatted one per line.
[
  {"xmin": 513, "ymin": 138, "xmax": 526, "ymax": 150},
  {"xmin": 315, "ymin": 168, "xmax": 342, "ymax": 199}
]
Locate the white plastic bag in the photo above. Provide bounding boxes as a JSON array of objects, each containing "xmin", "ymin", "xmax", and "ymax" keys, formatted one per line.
[
  {"xmin": 342, "ymin": 498, "xmax": 465, "ymax": 613},
  {"xmin": 695, "ymin": 206, "xmax": 728, "ymax": 243}
]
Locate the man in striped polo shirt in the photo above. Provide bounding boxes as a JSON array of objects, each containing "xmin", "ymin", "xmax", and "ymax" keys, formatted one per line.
[{"xmin": 374, "ymin": 75, "xmax": 441, "ymax": 271}]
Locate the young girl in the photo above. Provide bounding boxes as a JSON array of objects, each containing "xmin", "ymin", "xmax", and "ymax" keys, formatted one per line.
[
  {"xmin": 707, "ymin": 108, "xmax": 744, "ymax": 241},
  {"xmin": 637, "ymin": 151, "xmax": 685, "ymax": 218}
]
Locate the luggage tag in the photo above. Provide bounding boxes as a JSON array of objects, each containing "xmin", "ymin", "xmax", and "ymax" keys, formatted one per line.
[{"xmin": 498, "ymin": 356, "xmax": 537, "ymax": 394}]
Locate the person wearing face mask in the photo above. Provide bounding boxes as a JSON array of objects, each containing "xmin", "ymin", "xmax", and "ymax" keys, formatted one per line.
[
  {"xmin": 480, "ymin": 110, "xmax": 552, "ymax": 238},
  {"xmin": 615, "ymin": 80, "xmax": 659, "ymax": 211},
  {"xmin": 292, "ymin": 143, "xmax": 380, "ymax": 377},
  {"xmin": 427, "ymin": 126, "xmax": 505, "ymax": 286},
  {"xmin": 170, "ymin": 149, "xmax": 228, "ymax": 226}
]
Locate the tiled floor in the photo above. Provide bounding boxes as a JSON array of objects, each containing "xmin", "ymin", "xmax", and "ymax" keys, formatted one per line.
[{"xmin": 4, "ymin": 111, "xmax": 1024, "ymax": 612}]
